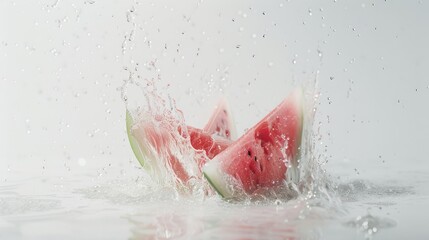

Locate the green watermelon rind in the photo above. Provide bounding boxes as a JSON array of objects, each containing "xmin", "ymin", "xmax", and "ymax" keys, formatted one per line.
[
  {"xmin": 126, "ymin": 110, "xmax": 149, "ymax": 170},
  {"xmin": 203, "ymin": 160, "xmax": 234, "ymax": 199},
  {"xmin": 203, "ymin": 172, "xmax": 224, "ymax": 198},
  {"xmin": 203, "ymin": 87, "xmax": 305, "ymax": 198}
]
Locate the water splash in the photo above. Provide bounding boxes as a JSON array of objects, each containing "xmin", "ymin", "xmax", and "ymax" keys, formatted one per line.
[
  {"xmin": 123, "ymin": 74, "xmax": 339, "ymax": 215},
  {"xmin": 345, "ymin": 214, "xmax": 396, "ymax": 239}
]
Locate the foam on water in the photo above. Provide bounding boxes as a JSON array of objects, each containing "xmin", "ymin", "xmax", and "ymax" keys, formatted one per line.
[{"xmin": 345, "ymin": 214, "xmax": 396, "ymax": 240}]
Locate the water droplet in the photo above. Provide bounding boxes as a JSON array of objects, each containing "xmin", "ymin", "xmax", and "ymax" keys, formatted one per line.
[
  {"xmin": 50, "ymin": 48, "xmax": 60, "ymax": 56},
  {"xmin": 78, "ymin": 158, "xmax": 87, "ymax": 166}
]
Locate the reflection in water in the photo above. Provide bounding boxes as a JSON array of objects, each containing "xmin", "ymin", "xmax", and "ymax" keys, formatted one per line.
[
  {"xmin": 0, "ymin": 172, "xmax": 425, "ymax": 239},
  {"xmin": 127, "ymin": 199, "xmax": 327, "ymax": 240}
]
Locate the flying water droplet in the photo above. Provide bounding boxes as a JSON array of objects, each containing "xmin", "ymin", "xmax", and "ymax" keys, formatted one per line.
[{"xmin": 78, "ymin": 158, "xmax": 87, "ymax": 167}]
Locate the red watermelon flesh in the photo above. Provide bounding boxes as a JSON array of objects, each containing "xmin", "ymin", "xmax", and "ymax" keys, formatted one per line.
[
  {"xmin": 203, "ymin": 88, "xmax": 304, "ymax": 198},
  {"xmin": 204, "ymin": 98, "xmax": 237, "ymax": 140},
  {"xmin": 129, "ymin": 116, "xmax": 232, "ymax": 184},
  {"xmin": 187, "ymin": 126, "xmax": 232, "ymax": 159}
]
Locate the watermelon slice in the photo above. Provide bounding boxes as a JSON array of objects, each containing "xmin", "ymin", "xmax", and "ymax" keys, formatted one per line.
[
  {"xmin": 126, "ymin": 111, "xmax": 232, "ymax": 184},
  {"xmin": 204, "ymin": 98, "xmax": 237, "ymax": 140},
  {"xmin": 203, "ymin": 88, "xmax": 304, "ymax": 198}
]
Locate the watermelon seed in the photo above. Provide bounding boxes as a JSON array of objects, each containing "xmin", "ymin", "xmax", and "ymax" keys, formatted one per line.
[{"xmin": 247, "ymin": 150, "xmax": 252, "ymax": 156}]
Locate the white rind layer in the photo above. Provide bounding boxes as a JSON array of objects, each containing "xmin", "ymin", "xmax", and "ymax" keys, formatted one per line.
[{"xmin": 203, "ymin": 159, "xmax": 234, "ymax": 199}]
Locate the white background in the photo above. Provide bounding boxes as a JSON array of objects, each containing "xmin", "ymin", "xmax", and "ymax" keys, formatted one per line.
[{"xmin": 1, "ymin": 0, "xmax": 428, "ymax": 178}]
